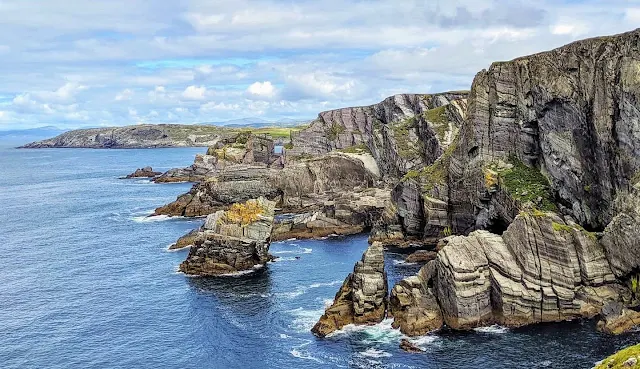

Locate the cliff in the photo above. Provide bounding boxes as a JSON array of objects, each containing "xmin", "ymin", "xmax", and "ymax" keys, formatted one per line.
[{"xmin": 290, "ymin": 92, "xmax": 468, "ymax": 177}]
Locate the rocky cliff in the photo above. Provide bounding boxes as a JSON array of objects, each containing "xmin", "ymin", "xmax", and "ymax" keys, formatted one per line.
[{"xmin": 290, "ymin": 92, "xmax": 468, "ymax": 177}]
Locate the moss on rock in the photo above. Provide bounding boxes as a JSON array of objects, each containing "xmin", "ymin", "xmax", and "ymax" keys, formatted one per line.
[{"xmin": 594, "ymin": 344, "xmax": 640, "ymax": 369}]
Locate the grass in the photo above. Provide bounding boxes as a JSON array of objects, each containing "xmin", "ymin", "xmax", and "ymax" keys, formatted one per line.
[
  {"xmin": 326, "ymin": 123, "xmax": 345, "ymax": 141},
  {"xmin": 284, "ymin": 142, "xmax": 294, "ymax": 150},
  {"xmin": 391, "ymin": 116, "xmax": 419, "ymax": 159},
  {"xmin": 633, "ymin": 171, "xmax": 640, "ymax": 186},
  {"xmin": 594, "ymin": 343, "xmax": 640, "ymax": 369},
  {"xmin": 238, "ymin": 127, "xmax": 302, "ymax": 139},
  {"xmin": 223, "ymin": 200, "xmax": 264, "ymax": 226},
  {"xmin": 497, "ymin": 156, "xmax": 557, "ymax": 212}
]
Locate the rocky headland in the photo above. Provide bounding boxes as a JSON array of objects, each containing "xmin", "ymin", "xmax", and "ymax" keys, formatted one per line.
[
  {"xmin": 123, "ymin": 167, "xmax": 161, "ymax": 179},
  {"xmin": 119, "ymin": 28, "xmax": 640, "ymax": 343}
]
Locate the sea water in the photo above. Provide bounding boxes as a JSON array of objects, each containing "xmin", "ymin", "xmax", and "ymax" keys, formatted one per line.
[{"xmin": 0, "ymin": 143, "xmax": 637, "ymax": 368}]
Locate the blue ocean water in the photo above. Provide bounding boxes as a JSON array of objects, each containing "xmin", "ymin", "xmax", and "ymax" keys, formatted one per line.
[{"xmin": 0, "ymin": 142, "xmax": 638, "ymax": 369}]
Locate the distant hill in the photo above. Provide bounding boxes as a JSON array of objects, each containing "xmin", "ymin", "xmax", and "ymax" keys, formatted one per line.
[{"xmin": 196, "ymin": 117, "xmax": 312, "ymax": 128}]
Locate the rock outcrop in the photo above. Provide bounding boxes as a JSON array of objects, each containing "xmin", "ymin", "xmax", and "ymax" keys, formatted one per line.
[
  {"xmin": 311, "ymin": 242, "xmax": 388, "ymax": 337},
  {"xmin": 447, "ymin": 28, "xmax": 640, "ymax": 234},
  {"xmin": 389, "ymin": 261, "xmax": 443, "ymax": 336},
  {"xmin": 405, "ymin": 250, "xmax": 437, "ymax": 264},
  {"xmin": 290, "ymin": 92, "xmax": 468, "ymax": 177},
  {"xmin": 601, "ymin": 191, "xmax": 640, "ymax": 278},
  {"xmin": 123, "ymin": 167, "xmax": 161, "ymax": 178},
  {"xmin": 597, "ymin": 302, "xmax": 640, "ymax": 335},
  {"xmin": 433, "ymin": 211, "xmax": 620, "ymax": 329},
  {"xmin": 179, "ymin": 197, "xmax": 276, "ymax": 276}
]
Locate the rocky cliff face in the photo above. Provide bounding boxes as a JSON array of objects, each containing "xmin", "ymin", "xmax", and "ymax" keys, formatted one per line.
[
  {"xmin": 179, "ymin": 197, "xmax": 276, "ymax": 276},
  {"xmin": 391, "ymin": 211, "xmax": 624, "ymax": 334},
  {"xmin": 448, "ymin": 29, "xmax": 640, "ymax": 233},
  {"xmin": 290, "ymin": 92, "xmax": 468, "ymax": 177},
  {"xmin": 311, "ymin": 241, "xmax": 388, "ymax": 337},
  {"xmin": 20, "ymin": 124, "xmax": 234, "ymax": 148}
]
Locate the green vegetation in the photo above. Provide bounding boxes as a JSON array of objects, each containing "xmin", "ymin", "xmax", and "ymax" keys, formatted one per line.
[
  {"xmin": 552, "ymin": 222, "xmax": 574, "ymax": 233},
  {"xmin": 400, "ymin": 133, "xmax": 458, "ymax": 192},
  {"xmin": 326, "ymin": 123, "xmax": 346, "ymax": 141},
  {"xmin": 236, "ymin": 126, "xmax": 303, "ymax": 139},
  {"xmin": 424, "ymin": 106, "xmax": 448, "ymax": 124},
  {"xmin": 632, "ymin": 171, "xmax": 640, "ymax": 186},
  {"xmin": 497, "ymin": 156, "xmax": 557, "ymax": 212},
  {"xmin": 338, "ymin": 143, "xmax": 370, "ymax": 154},
  {"xmin": 593, "ymin": 343, "xmax": 640, "ymax": 369},
  {"xmin": 442, "ymin": 226, "xmax": 452, "ymax": 237},
  {"xmin": 391, "ymin": 116, "xmax": 419, "ymax": 159},
  {"xmin": 284, "ymin": 142, "xmax": 294, "ymax": 150}
]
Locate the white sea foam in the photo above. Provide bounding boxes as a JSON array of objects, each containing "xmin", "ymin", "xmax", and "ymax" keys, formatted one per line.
[
  {"xmin": 392, "ymin": 259, "xmax": 417, "ymax": 266},
  {"xmin": 359, "ymin": 348, "xmax": 392, "ymax": 358},
  {"xmin": 279, "ymin": 334, "xmax": 291, "ymax": 339},
  {"xmin": 165, "ymin": 244, "xmax": 191, "ymax": 252},
  {"xmin": 290, "ymin": 349, "xmax": 324, "ymax": 363},
  {"xmin": 218, "ymin": 264, "xmax": 264, "ymax": 277},
  {"xmin": 132, "ymin": 214, "xmax": 171, "ymax": 223},
  {"xmin": 473, "ymin": 325, "xmax": 509, "ymax": 334},
  {"xmin": 287, "ymin": 307, "xmax": 325, "ymax": 333},
  {"xmin": 271, "ymin": 247, "xmax": 312, "ymax": 255},
  {"xmin": 278, "ymin": 280, "xmax": 342, "ymax": 299}
]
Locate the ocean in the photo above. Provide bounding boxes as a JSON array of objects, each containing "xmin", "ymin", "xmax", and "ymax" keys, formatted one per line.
[{"xmin": 0, "ymin": 142, "xmax": 637, "ymax": 368}]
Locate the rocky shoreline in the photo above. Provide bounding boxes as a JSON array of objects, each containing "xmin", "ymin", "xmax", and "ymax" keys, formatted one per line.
[{"xmin": 89, "ymin": 28, "xmax": 640, "ymax": 351}]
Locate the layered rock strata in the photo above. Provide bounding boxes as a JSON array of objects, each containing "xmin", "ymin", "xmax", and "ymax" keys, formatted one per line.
[
  {"xmin": 179, "ymin": 197, "xmax": 276, "ymax": 276},
  {"xmin": 311, "ymin": 242, "xmax": 388, "ymax": 337}
]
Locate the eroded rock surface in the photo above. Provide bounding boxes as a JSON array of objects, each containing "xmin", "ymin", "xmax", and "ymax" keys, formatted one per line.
[
  {"xmin": 179, "ymin": 197, "xmax": 276, "ymax": 276},
  {"xmin": 390, "ymin": 261, "xmax": 443, "ymax": 336},
  {"xmin": 124, "ymin": 166, "xmax": 161, "ymax": 178},
  {"xmin": 311, "ymin": 242, "xmax": 388, "ymax": 337}
]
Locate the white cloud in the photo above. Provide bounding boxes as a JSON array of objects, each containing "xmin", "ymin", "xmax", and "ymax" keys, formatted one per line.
[
  {"xmin": 182, "ymin": 85, "xmax": 207, "ymax": 100},
  {"xmin": 115, "ymin": 88, "xmax": 133, "ymax": 101},
  {"xmin": 246, "ymin": 81, "xmax": 277, "ymax": 99}
]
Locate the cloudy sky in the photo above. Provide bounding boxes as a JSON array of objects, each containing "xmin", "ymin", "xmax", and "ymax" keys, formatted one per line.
[{"xmin": 0, "ymin": 0, "xmax": 638, "ymax": 130}]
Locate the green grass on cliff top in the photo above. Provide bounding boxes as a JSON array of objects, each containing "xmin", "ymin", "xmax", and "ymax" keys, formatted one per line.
[
  {"xmin": 498, "ymin": 156, "xmax": 557, "ymax": 212},
  {"xmin": 594, "ymin": 343, "xmax": 640, "ymax": 369}
]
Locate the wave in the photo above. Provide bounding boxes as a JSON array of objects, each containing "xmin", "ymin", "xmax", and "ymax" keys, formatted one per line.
[
  {"xmin": 392, "ymin": 259, "xmax": 417, "ymax": 266},
  {"xmin": 132, "ymin": 214, "xmax": 172, "ymax": 223},
  {"xmin": 287, "ymin": 307, "xmax": 325, "ymax": 333},
  {"xmin": 290, "ymin": 349, "xmax": 324, "ymax": 363},
  {"xmin": 218, "ymin": 264, "xmax": 264, "ymax": 277},
  {"xmin": 473, "ymin": 325, "xmax": 509, "ymax": 334},
  {"xmin": 359, "ymin": 348, "xmax": 392, "ymax": 358},
  {"xmin": 277, "ymin": 280, "xmax": 342, "ymax": 300},
  {"xmin": 271, "ymin": 247, "xmax": 312, "ymax": 255}
]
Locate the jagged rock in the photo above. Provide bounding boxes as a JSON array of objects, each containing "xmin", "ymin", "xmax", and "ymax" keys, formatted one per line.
[
  {"xmin": 434, "ymin": 212, "xmax": 620, "ymax": 330},
  {"xmin": 405, "ymin": 250, "xmax": 437, "ymax": 264},
  {"xmin": 399, "ymin": 339, "xmax": 424, "ymax": 353},
  {"xmin": 448, "ymin": 28, "xmax": 640, "ymax": 234},
  {"xmin": 290, "ymin": 92, "xmax": 468, "ymax": 177},
  {"xmin": 597, "ymin": 302, "xmax": 640, "ymax": 335},
  {"xmin": 311, "ymin": 242, "xmax": 388, "ymax": 337},
  {"xmin": 601, "ymin": 191, "xmax": 640, "ymax": 278},
  {"xmin": 154, "ymin": 178, "xmax": 281, "ymax": 217},
  {"xmin": 179, "ymin": 197, "xmax": 276, "ymax": 276},
  {"xmin": 154, "ymin": 154, "xmax": 219, "ymax": 183},
  {"xmin": 124, "ymin": 167, "xmax": 161, "ymax": 178},
  {"xmin": 169, "ymin": 228, "xmax": 200, "ymax": 250},
  {"xmin": 271, "ymin": 188, "xmax": 393, "ymax": 241},
  {"xmin": 390, "ymin": 262, "xmax": 443, "ymax": 336}
]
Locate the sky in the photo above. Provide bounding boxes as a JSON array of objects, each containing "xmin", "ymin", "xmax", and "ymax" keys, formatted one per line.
[{"xmin": 0, "ymin": 0, "xmax": 639, "ymax": 130}]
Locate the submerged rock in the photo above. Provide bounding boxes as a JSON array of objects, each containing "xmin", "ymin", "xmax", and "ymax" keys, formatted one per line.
[
  {"xmin": 124, "ymin": 166, "xmax": 161, "ymax": 178},
  {"xmin": 311, "ymin": 242, "xmax": 388, "ymax": 337},
  {"xmin": 179, "ymin": 197, "xmax": 276, "ymax": 276},
  {"xmin": 399, "ymin": 339, "xmax": 424, "ymax": 353}
]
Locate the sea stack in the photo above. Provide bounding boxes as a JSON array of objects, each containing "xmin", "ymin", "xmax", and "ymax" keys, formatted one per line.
[
  {"xmin": 311, "ymin": 241, "xmax": 388, "ymax": 337},
  {"xmin": 179, "ymin": 197, "xmax": 276, "ymax": 276}
]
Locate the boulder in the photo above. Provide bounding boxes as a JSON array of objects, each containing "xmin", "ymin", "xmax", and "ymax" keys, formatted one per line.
[
  {"xmin": 311, "ymin": 242, "xmax": 388, "ymax": 337},
  {"xmin": 597, "ymin": 302, "xmax": 640, "ymax": 335},
  {"xmin": 399, "ymin": 339, "xmax": 424, "ymax": 353},
  {"xmin": 169, "ymin": 228, "xmax": 200, "ymax": 250}
]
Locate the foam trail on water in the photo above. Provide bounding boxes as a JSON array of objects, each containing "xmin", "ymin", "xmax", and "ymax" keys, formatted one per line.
[{"xmin": 474, "ymin": 325, "xmax": 509, "ymax": 334}]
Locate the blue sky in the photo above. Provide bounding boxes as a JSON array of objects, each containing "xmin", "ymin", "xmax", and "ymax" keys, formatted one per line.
[{"xmin": 0, "ymin": 0, "xmax": 638, "ymax": 130}]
